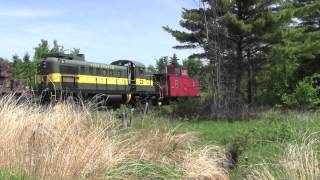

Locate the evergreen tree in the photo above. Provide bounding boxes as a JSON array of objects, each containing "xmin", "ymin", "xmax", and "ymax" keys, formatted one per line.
[
  {"xmin": 71, "ymin": 48, "xmax": 81, "ymax": 56},
  {"xmin": 182, "ymin": 58, "xmax": 203, "ymax": 78},
  {"xmin": 294, "ymin": 0, "xmax": 320, "ymax": 32},
  {"xmin": 261, "ymin": 0, "xmax": 320, "ymax": 104},
  {"xmin": 0, "ymin": 57, "xmax": 8, "ymax": 65},
  {"xmin": 50, "ymin": 40, "xmax": 64, "ymax": 55},
  {"xmin": 147, "ymin": 65, "xmax": 157, "ymax": 74},
  {"xmin": 12, "ymin": 54, "xmax": 24, "ymax": 80},
  {"xmin": 34, "ymin": 39, "xmax": 49, "ymax": 61},
  {"xmin": 164, "ymin": 0, "xmax": 291, "ymax": 104},
  {"xmin": 292, "ymin": 0, "xmax": 320, "ymax": 79},
  {"xmin": 156, "ymin": 56, "xmax": 169, "ymax": 72},
  {"xmin": 22, "ymin": 52, "xmax": 35, "ymax": 87},
  {"xmin": 170, "ymin": 53, "xmax": 180, "ymax": 66}
]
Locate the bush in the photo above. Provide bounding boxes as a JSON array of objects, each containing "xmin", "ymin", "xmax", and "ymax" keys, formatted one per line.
[{"xmin": 282, "ymin": 76, "xmax": 320, "ymax": 107}]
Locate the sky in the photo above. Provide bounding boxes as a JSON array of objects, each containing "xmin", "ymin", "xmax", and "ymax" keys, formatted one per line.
[{"xmin": 0, "ymin": 0, "xmax": 199, "ymax": 65}]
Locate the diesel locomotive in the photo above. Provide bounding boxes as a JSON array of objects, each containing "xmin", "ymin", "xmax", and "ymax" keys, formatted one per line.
[{"xmin": 37, "ymin": 53, "xmax": 200, "ymax": 106}]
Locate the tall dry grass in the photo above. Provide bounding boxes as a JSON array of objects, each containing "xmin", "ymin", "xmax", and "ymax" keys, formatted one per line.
[
  {"xmin": 0, "ymin": 95, "xmax": 228, "ymax": 180},
  {"xmin": 249, "ymin": 136, "xmax": 320, "ymax": 180},
  {"xmin": 0, "ymin": 95, "xmax": 124, "ymax": 179}
]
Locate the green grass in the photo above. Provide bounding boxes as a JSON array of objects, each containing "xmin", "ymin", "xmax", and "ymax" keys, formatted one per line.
[
  {"xmin": 184, "ymin": 110, "xmax": 320, "ymax": 179},
  {"xmin": 105, "ymin": 160, "xmax": 181, "ymax": 180},
  {"xmin": 0, "ymin": 169, "xmax": 32, "ymax": 180},
  {"xmin": 102, "ymin": 108, "xmax": 320, "ymax": 179}
]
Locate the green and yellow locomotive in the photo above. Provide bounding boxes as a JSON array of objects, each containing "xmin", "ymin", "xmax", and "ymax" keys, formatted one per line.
[{"xmin": 37, "ymin": 54, "xmax": 156, "ymax": 106}]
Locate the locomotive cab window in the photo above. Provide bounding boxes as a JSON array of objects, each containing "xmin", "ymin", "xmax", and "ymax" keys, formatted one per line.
[
  {"xmin": 109, "ymin": 70, "xmax": 113, "ymax": 76},
  {"xmin": 139, "ymin": 68, "xmax": 144, "ymax": 76},
  {"xmin": 97, "ymin": 68, "xmax": 101, "ymax": 76},
  {"xmin": 61, "ymin": 65, "xmax": 78, "ymax": 74},
  {"xmin": 80, "ymin": 66, "xmax": 86, "ymax": 74},
  {"xmin": 103, "ymin": 69, "xmax": 107, "ymax": 76},
  {"xmin": 117, "ymin": 71, "xmax": 121, "ymax": 77},
  {"xmin": 89, "ymin": 67, "xmax": 94, "ymax": 75}
]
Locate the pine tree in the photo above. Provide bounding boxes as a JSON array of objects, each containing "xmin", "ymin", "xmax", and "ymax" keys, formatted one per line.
[
  {"xmin": 0, "ymin": 57, "xmax": 8, "ymax": 65},
  {"xmin": 164, "ymin": 0, "xmax": 291, "ymax": 103},
  {"xmin": 294, "ymin": 0, "xmax": 320, "ymax": 32},
  {"xmin": 156, "ymin": 56, "xmax": 169, "ymax": 72},
  {"xmin": 12, "ymin": 55, "xmax": 24, "ymax": 80},
  {"xmin": 292, "ymin": 0, "xmax": 320, "ymax": 79},
  {"xmin": 182, "ymin": 58, "xmax": 203, "ymax": 78},
  {"xmin": 71, "ymin": 48, "xmax": 81, "ymax": 56},
  {"xmin": 50, "ymin": 40, "xmax": 64, "ymax": 55},
  {"xmin": 170, "ymin": 54, "xmax": 180, "ymax": 66},
  {"xmin": 34, "ymin": 39, "xmax": 49, "ymax": 61},
  {"xmin": 147, "ymin": 65, "xmax": 157, "ymax": 73},
  {"xmin": 22, "ymin": 53, "xmax": 35, "ymax": 87}
]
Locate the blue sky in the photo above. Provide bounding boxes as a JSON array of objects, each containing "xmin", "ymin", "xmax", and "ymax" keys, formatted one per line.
[{"xmin": 0, "ymin": 0, "xmax": 198, "ymax": 65}]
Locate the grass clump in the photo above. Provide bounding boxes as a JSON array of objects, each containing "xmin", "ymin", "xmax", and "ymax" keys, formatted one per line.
[
  {"xmin": 249, "ymin": 137, "xmax": 320, "ymax": 180},
  {"xmin": 105, "ymin": 160, "xmax": 181, "ymax": 180},
  {"xmin": 0, "ymin": 95, "xmax": 228, "ymax": 180}
]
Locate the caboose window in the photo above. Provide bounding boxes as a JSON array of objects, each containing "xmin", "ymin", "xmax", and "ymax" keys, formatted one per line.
[
  {"xmin": 175, "ymin": 80, "xmax": 179, "ymax": 88},
  {"xmin": 175, "ymin": 68, "xmax": 181, "ymax": 76}
]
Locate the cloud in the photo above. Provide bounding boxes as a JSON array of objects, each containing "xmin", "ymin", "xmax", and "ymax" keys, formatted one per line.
[{"xmin": 0, "ymin": 8, "xmax": 61, "ymax": 19}]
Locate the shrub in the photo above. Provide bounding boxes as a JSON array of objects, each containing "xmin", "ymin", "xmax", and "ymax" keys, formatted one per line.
[{"xmin": 282, "ymin": 76, "xmax": 320, "ymax": 107}]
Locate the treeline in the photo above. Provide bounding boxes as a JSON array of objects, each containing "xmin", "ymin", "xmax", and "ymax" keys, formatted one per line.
[
  {"xmin": 0, "ymin": 40, "xmax": 79, "ymax": 88},
  {"xmin": 163, "ymin": 0, "xmax": 320, "ymax": 112}
]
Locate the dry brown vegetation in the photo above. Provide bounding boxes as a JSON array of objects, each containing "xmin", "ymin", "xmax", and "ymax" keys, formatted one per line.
[
  {"xmin": 249, "ymin": 136, "xmax": 320, "ymax": 180},
  {"xmin": 0, "ymin": 95, "xmax": 228, "ymax": 180}
]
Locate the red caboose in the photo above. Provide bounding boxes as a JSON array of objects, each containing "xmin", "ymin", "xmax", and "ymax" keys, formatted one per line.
[{"xmin": 155, "ymin": 66, "xmax": 200, "ymax": 103}]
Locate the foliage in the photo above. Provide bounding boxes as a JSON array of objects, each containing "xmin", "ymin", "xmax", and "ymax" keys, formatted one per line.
[
  {"xmin": 11, "ymin": 39, "xmax": 79, "ymax": 88},
  {"xmin": 164, "ymin": 0, "xmax": 291, "ymax": 104},
  {"xmin": 146, "ymin": 64, "xmax": 157, "ymax": 73},
  {"xmin": 33, "ymin": 39, "xmax": 50, "ymax": 61},
  {"xmin": 164, "ymin": 0, "xmax": 320, "ymax": 109},
  {"xmin": 0, "ymin": 57, "xmax": 8, "ymax": 65},
  {"xmin": 156, "ymin": 56, "xmax": 168, "ymax": 72},
  {"xmin": 169, "ymin": 53, "xmax": 180, "ymax": 66},
  {"xmin": 182, "ymin": 58, "xmax": 203, "ymax": 78},
  {"xmin": 282, "ymin": 76, "xmax": 320, "ymax": 107}
]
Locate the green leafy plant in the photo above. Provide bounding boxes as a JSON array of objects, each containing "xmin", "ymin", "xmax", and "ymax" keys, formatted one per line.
[{"xmin": 282, "ymin": 75, "xmax": 320, "ymax": 107}]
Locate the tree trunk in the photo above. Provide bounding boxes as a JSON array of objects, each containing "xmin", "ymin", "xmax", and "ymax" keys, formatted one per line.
[
  {"xmin": 235, "ymin": 40, "xmax": 243, "ymax": 101},
  {"xmin": 247, "ymin": 51, "xmax": 252, "ymax": 104},
  {"xmin": 247, "ymin": 64, "xmax": 252, "ymax": 104}
]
